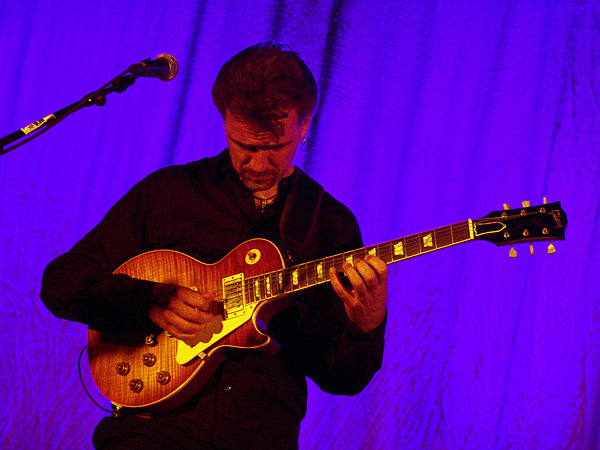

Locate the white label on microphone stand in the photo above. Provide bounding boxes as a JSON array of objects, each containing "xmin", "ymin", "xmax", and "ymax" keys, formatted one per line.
[{"xmin": 21, "ymin": 114, "xmax": 56, "ymax": 135}]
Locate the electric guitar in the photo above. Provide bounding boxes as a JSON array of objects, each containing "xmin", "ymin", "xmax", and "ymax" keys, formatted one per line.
[{"xmin": 87, "ymin": 200, "xmax": 567, "ymax": 412}]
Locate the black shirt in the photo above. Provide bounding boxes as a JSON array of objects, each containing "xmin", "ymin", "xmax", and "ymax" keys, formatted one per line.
[{"xmin": 41, "ymin": 150, "xmax": 385, "ymax": 449}]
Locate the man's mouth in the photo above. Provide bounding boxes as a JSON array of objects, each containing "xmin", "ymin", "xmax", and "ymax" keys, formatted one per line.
[{"xmin": 242, "ymin": 170, "xmax": 276, "ymax": 183}]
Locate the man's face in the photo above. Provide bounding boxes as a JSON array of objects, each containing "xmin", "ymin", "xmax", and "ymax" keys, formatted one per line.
[{"xmin": 224, "ymin": 109, "xmax": 311, "ymax": 195}]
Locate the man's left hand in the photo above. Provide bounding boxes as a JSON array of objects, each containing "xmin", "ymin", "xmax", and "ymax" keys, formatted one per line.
[{"xmin": 329, "ymin": 255, "xmax": 388, "ymax": 333}]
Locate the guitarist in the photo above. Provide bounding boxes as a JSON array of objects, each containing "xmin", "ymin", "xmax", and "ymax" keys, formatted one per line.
[{"xmin": 41, "ymin": 41, "xmax": 388, "ymax": 450}]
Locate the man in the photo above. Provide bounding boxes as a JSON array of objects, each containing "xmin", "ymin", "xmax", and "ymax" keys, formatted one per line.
[{"xmin": 41, "ymin": 41, "xmax": 388, "ymax": 450}]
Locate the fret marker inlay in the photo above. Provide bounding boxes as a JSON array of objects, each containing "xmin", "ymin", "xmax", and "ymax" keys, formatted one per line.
[
  {"xmin": 423, "ymin": 233, "xmax": 434, "ymax": 248},
  {"xmin": 254, "ymin": 279, "xmax": 260, "ymax": 299},
  {"xmin": 317, "ymin": 262, "xmax": 323, "ymax": 280}
]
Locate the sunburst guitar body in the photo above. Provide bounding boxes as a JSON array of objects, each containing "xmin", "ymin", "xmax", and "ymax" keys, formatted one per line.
[{"xmin": 88, "ymin": 239, "xmax": 286, "ymax": 412}]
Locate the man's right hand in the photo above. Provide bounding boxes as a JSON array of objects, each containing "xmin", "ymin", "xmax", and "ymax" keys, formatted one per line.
[{"xmin": 148, "ymin": 283, "xmax": 216, "ymax": 341}]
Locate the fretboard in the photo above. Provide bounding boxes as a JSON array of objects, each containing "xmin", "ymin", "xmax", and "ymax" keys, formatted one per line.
[{"xmin": 242, "ymin": 220, "xmax": 474, "ymax": 304}]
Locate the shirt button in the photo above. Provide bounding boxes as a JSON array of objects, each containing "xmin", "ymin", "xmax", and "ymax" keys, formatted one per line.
[{"xmin": 223, "ymin": 385, "xmax": 232, "ymax": 392}]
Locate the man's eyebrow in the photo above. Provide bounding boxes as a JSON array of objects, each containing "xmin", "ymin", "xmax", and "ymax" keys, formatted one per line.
[{"xmin": 229, "ymin": 135, "xmax": 293, "ymax": 149}]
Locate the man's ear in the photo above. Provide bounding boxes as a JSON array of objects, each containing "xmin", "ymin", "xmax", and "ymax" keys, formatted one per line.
[{"xmin": 300, "ymin": 115, "xmax": 312, "ymax": 140}]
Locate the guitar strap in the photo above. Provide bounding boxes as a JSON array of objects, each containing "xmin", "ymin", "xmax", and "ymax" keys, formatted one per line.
[{"xmin": 279, "ymin": 167, "xmax": 324, "ymax": 267}]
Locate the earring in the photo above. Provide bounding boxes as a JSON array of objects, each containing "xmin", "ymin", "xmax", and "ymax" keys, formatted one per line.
[{"xmin": 300, "ymin": 139, "xmax": 306, "ymax": 146}]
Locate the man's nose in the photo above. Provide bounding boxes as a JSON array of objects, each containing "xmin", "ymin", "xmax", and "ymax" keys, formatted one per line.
[{"xmin": 248, "ymin": 151, "xmax": 269, "ymax": 171}]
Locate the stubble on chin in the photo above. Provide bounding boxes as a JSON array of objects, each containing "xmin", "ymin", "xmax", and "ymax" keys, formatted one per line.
[
  {"xmin": 239, "ymin": 170, "xmax": 278, "ymax": 193},
  {"xmin": 243, "ymin": 179, "xmax": 278, "ymax": 194}
]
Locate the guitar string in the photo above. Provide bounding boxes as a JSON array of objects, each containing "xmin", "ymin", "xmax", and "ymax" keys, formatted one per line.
[
  {"xmin": 235, "ymin": 221, "xmax": 473, "ymax": 308},
  {"xmin": 220, "ymin": 211, "xmax": 562, "ymax": 314}
]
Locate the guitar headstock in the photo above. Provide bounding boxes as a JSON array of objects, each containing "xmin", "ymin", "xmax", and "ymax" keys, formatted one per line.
[{"xmin": 473, "ymin": 200, "xmax": 567, "ymax": 255}]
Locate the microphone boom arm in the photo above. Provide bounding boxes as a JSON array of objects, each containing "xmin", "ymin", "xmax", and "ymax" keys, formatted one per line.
[{"xmin": 1, "ymin": 64, "xmax": 149, "ymax": 156}]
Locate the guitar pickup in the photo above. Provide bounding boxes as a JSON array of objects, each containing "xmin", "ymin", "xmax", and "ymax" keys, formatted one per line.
[{"xmin": 222, "ymin": 273, "xmax": 245, "ymax": 319}]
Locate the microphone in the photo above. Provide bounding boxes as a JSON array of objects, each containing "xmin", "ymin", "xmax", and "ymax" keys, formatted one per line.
[{"xmin": 129, "ymin": 54, "xmax": 179, "ymax": 81}]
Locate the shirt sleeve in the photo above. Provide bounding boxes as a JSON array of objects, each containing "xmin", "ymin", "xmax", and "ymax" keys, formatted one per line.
[
  {"xmin": 268, "ymin": 195, "xmax": 386, "ymax": 396},
  {"xmin": 40, "ymin": 177, "xmax": 158, "ymax": 332}
]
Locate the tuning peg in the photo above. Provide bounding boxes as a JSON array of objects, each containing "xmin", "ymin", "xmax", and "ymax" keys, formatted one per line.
[
  {"xmin": 522, "ymin": 200, "xmax": 530, "ymax": 208},
  {"xmin": 509, "ymin": 246, "xmax": 517, "ymax": 258},
  {"xmin": 548, "ymin": 242, "xmax": 556, "ymax": 254},
  {"xmin": 530, "ymin": 243, "xmax": 534, "ymax": 257},
  {"xmin": 503, "ymin": 203, "xmax": 511, "ymax": 211}
]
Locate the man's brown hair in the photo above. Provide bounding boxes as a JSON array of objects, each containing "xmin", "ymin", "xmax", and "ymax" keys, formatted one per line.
[{"xmin": 212, "ymin": 41, "xmax": 318, "ymax": 137}]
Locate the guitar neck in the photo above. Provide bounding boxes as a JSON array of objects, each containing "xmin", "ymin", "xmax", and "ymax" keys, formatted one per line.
[{"xmin": 243, "ymin": 220, "xmax": 474, "ymax": 303}]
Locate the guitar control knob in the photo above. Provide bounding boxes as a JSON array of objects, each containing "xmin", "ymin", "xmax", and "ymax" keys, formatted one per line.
[
  {"xmin": 142, "ymin": 353, "xmax": 157, "ymax": 367},
  {"xmin": 145, "ymin": 334, "xmax": 158, "ymax": 347},
  {"xmin": 157, "ymin": 371, "xmax": 171, "ymax": 385},
  {"xmin": 116, "ymin": 362, "xmax": 130, "ymax": 376},
  {"xmin": 129, "ymin": 379, "xmax": 144, "ymax": 393}
]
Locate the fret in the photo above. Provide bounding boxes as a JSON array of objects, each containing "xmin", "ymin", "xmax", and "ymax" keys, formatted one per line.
[
  {"xmin": 436, "ymin": 225, "xmax": 453, "ymax": 248},
  {"xmin": 377, "ymin": 242, "xmax": 393, "ymax": 263},
  {"xmin": 419, "ymin": 231, "xmax": 436, "ymax": 252},
  {"xmin": 254, "ymin": 278, "xmax": 262, "ymax": 300},
  {"xmin": 452, "ymin": 222, "xmax": 472, "ymax": 243},
  {"xmin": 322, "ymin": 256, "xmax": 335, "ymax": 280},
  {"xmin": 244, "ymin": 277, "xmax": 254, "ymax": 304},
  {"xmin": 354, "ymin": 247, "xmax": 367, "ymax": 260},
  {"xmin": 393, "ymin": 239, "xmax": 406, "ymax": 260},
  {"xmin": 329, "ymin": 255, "xmax": 340, "ymax": 272},
  {"xmin": 316, "ymin": 261, "xmax": 325, "ymax": 282},
  {"xmin": 270, "ymin": 272, "xmax": 280, "ymax": 295},
  {"xmin": 382, "ymin": 242, "xmax": 395, "ymax": 262},
  {"xmin": 306, "ymin": 262, "xmax": 318, "ymax": 286},
  {"xmin": 244, "ymin": 271, "xmax": 281, "ymax": 302},
  {"xmin": 343, "ymin": 251, "xmax": 353, "ymax": 267},
  {"xmin": 260, "ymin": 275, "xmax": 268, "ymax": 299},
  {"xmin": 299, "ymin": 264, "xmax": 308, "ymax": 288},
  {"xmin": 244, "ymin": 281, "xmax": 253, "ymax": 304},
  {"xmin": 285, "ymin": 268, "xmax": 295, "ymax": 293},
  {"xmin": 265, "ymin": 274, "xmax": 271, "ymax": 297},
  {"xmin": 405, "ymin": 235, "xmax": 421, "ymax": 257}
]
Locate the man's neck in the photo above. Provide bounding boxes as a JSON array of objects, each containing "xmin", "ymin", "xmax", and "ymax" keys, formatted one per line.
[
  {"xmin": 252, "ymin": 186, "xmax": 278, "ymax": 210},
  {"xmin": 251, "ymin": 166, "xmax": 296, "ymax": 209}
]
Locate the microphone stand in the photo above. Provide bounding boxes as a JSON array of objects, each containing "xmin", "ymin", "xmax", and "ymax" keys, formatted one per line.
[{"xmin": 0, "ymin": 70, "xmax": 139, "ymax": 157}]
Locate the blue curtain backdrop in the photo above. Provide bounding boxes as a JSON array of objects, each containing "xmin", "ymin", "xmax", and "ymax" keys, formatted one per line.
[{"xmin": 1, "ymin": 0, "xmax": 599, "ymax": 448}]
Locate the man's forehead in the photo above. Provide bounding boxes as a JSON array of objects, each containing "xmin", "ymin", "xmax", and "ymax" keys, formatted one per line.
[{"xmin": 224, "ymin": 112, "xmax": 295, "ymax": 144}]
